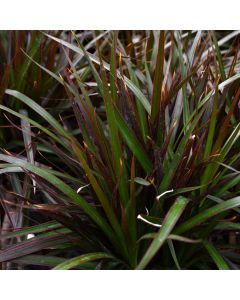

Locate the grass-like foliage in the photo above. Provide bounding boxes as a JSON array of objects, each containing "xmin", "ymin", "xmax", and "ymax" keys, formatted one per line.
[{"xmin": 0, "ymin": 30, "xmax": 240, "ymax": 269}]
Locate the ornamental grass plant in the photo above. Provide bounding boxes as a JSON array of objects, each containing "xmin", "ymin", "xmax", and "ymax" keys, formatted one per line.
[{"xmin": 0, "ymin": 30, "xmax": 240, "ymax": 269}]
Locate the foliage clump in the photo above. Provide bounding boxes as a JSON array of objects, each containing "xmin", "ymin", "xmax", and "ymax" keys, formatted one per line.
[{"xmin": 0, "ymin": 30, "xmax": 240, "ymax": 269}]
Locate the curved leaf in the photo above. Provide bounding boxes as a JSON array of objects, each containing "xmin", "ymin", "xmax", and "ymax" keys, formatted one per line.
[
  {"xmin": 203, "ymin": 240, "xmax": 229, "ymax": 270},
  {"xmin": 53, "ymin": 252, "xmax": 113, "ymax": 270},
  {"xmin": 175, "ymin": 196, "xmax": 240, "ymax": 234},
  {"xmin": 136, "ymin": 196, "xmax": 189, "ymax": 269}
]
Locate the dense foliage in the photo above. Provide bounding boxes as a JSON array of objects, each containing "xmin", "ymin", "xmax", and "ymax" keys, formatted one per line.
[{"xmin": 0, "ymin": 30, "xmax": 240, "ymax": 269}]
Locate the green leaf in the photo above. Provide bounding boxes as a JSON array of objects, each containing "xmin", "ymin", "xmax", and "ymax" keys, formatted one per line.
[
  {"xmin": 203, "ymin": 240, "xmax": 229, "ymax": 270},
  {"xmin": 114, "ymin": 109, "xmax": 152, "ymax": 172},
  {"xmin": 175, "ymin": 196, "xmax": 240, "ymax": 235},
  {"xmin": 207, "ymin": 195, "xmax": 240, "ymax": 214},
  {"xmin": 5, "ymin": 89, "xmax": 71, "ymax": 140},
  {"xmin": 134, "ymin": 177, "xmax": 151, "ymax": 186},
  {"xmin": 0, "ymin": 161, "xmax": 85, "ymax": 184},
  {"xmin": 21, "ymin": 48, "xmax": 64, "ymax": 84},
  {"xmin": 124, "ymin": 77, "xmax": 151, "ymax": 114},
  {"xmin": 139, "ymin": 233, "xmax": 201, "ymax": 244},
  {"xmin": 214, "ymin": 221, "xmax": 240, "ymax": 231},
  {"xmin": 53, "ymin": 252, "xmax": 113, "ymax": 270},
  {"xmin": 0, "ymin": 221, "xmax": 62, "ymax": 240},
  {"xmin": 211, "ymin": 31, "xmax": 227, "ymax": 82},
  {"xmin": 188, "ymin": 31, "xmax": 202, "ymax": 66},
  {"xmin": 136, "ymin": 196, "xmax": 189, "ymax": 269},
  {"xmin": 215, "ymin": 221, "xmax": 240, "ymax": 231},
  {"xmin": 167, "ymin": 240, "xmax": 181, "ymax": 270},
  {"xmin": 17, "ymin": 33, "xmax": 43, "ymax": 91},
  {"xmin": 151, "ymin": 31, "xmax": 165, "ymax": 123}
]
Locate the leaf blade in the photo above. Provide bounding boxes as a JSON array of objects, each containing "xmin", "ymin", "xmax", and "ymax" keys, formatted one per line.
[
  {"xmin": 53, "ymin": 252, "xmax": 113, "ymax": 270},
  {"xmin": 136, "ymin": 196, "xmax": 189, "ymax": 269}
]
